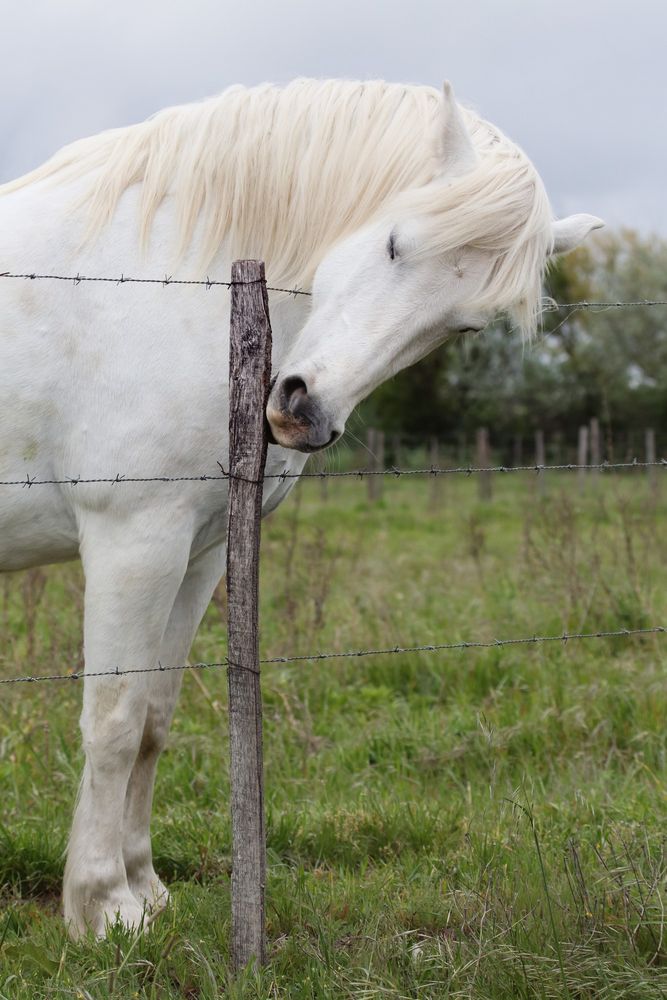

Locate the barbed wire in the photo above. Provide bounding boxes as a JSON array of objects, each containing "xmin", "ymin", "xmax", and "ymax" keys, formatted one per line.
[
  {"xmin": 292, "ymin": 458, "xmax": 667, "ymax": 479},
  {"xmin": 0, "ymin": 472, "xmax": 230, "ymax": 487},
  {"xmin": 3, "ymin": 279, "xmax": 664, "ymax": 715},
  {"xmin": 0, "ymin": 625, "xmax": 662, "ymax": 686},
  {"xmin": 544, "ymin": 299, "xmax": 667, "ymax": 310},
  {"xmin": 1, "ymin": 458, "xmax": 665, "ymax": 489},
  {"xmin": 0, "ymin": 270, "xmax": 311, "ymax": 298},
  {"xmin": 3, "ymin": 270, "xmax": 667, "ymax": 311}
]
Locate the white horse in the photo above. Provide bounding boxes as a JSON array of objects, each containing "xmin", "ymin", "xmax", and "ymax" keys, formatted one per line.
[{"xmin": 0, "ymin": 78, "xmax": 601, "ymax": 937}]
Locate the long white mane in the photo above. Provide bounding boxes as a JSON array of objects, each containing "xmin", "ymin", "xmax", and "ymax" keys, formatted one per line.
[{"xmin": 1, "ymin": 79, "xmax": 553, "ymax": 335}]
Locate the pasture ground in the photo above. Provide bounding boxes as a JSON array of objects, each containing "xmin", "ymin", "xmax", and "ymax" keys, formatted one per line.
[{"xmin": 0, "ymin": 470, "xmax": 666, "ymax": 998}]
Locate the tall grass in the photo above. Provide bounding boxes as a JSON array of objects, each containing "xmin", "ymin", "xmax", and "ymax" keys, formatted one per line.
[{"xmin": 0, "ymin": 470, "xmax": 666, "ymax": 997}]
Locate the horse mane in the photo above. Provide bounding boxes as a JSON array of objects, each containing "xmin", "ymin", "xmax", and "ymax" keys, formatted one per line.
[{"xmin": 1, "ymin": 78, "xmax": 553, "ymax": 335}]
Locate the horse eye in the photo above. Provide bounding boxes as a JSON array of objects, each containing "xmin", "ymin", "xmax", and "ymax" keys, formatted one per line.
[{"xmin": 387, "ymin": 231, "xmax": 397, "ymax": 261}]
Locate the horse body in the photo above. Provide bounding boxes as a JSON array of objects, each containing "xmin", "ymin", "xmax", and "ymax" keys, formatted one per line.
[
  {"xmin": 0, "ymin": 78, "xmax": 601, "ymax": 936},
  {"xmin": 0, "ymin": 176, "xmax": 307, "ymax": 935},
  {"xmin": 0, "ymin": 178, "xmax": 306, "ymax": 571}
]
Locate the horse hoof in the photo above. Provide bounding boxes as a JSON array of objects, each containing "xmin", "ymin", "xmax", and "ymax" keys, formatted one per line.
[
  {"xmin": 129, "ymin": 872, "xmax": 170, "ymax": 914},
  {"xmin": 66, "ymin": 894, "xmax": 150, "ymax": 940}
]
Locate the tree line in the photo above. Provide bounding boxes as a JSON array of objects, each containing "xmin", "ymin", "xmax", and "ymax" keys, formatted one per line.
[{"xmin": 360, "ymin": 230, "xmax": 667, "ymax": 463}]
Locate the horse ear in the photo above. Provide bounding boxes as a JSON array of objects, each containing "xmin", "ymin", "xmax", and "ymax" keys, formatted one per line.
[
  {"xmin": 550, "ymin": 214, "xmax": 604, "ymax": 255},
  {"xmin": 439, "ymin": 81, "xmax": 477, "ymax": 175}
]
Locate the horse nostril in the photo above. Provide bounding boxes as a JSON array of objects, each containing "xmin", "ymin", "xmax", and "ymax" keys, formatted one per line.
[{"xmin": 282, "ymin": 376, "xmax": 308, "ymax": 414}]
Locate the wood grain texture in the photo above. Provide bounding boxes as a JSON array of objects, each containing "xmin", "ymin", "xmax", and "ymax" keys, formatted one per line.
[{"xmin": 226, "ymin": 259, "xmax": 272, "ymax": 970}]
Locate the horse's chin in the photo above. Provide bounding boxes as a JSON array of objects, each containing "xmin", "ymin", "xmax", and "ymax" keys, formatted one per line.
[
  {"xmin": 265, "ymin": 405, "xmax": 340, "ymax": 453},
  {"xmin": 267, "ymin": 428, "xmax": 337, "ymax": 454}
]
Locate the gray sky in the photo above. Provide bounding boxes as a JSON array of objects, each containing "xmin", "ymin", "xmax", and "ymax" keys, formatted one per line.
[{"xmin": 1, "ymin": 0, "xmax": 665, "ymax": 233}]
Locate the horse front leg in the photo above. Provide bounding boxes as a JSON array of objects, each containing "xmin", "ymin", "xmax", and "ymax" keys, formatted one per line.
[
  {"xmin": 121, "ymin": 543, "xmax": 227, "ymax": 912},
  {"xmin": 63, "ymin": 518, "xmax": 191, "ymax": 939}
]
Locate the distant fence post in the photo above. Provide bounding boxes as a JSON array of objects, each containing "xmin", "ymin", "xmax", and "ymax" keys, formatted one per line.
[
  {"xmin": 457, "ymin": 431, "xmax": 467, "ymax": 468},
  {"xmin": 590, "ymin": 417, "xmax": 601, "ymax": 485},
  {"xmin": 366, "ymin": 427, "xmax": 376, "ymax": 500},
  {"xmin": 646, "ymin": 427, "xmax": 657, "ymax": 496},
  {"xmin": 552, "ymin": 430, "xmax": 563, "ymax": 466},
  {"xmin": 429, "ymin": 436, "xmax": 441, "ymax": 510},
  {"xmin": 534, "ymin": 429, "xmax": 546, "ymax": 496},
  {"xmin": 577, "ymin": 425, "xmax": 589, "ymax": 495},
  {"xmin": 227, "ymin": 259, "xmax": 272, "ymax": 970},
  {"xmin": 391, "ymin": 433, "xmax": 402, "ymax": 470},
  {"xmin": 367, "ymin": 427, "xmax": 384, "ymax": 502},
  {"xmin": 476, "ymin": 427, "xmax": 492, "ymax": 501},
  {"xmin": 377, "ymin": 431, "xmax": 385, "ymax": 494}
]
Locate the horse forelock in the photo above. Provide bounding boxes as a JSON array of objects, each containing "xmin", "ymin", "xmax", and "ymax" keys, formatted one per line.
[{"xmin": 0, "ymin": 78, "xmax": 552, "ymax": 334}]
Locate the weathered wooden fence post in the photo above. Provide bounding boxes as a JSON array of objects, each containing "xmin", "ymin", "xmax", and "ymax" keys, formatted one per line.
[
  {"xmin": 534, "ymin": 429, "xmax": 546, "ymax": 497},
  {"xmin": 577, "ymin": 425, "xmax": 589, "ymax": 494},
  {"xmin": 227, "ymin": 259, "xmax": 272, "ymax": 970},
  {"xmin": 376, "ymin": 430, "xmax": 385, "ymax": 497},
  {"xmin": 366, "ymin": 427, "xmax": 376, "ymax": 501},
  {"xmin": 590, "ymin": 417, "xmax": 601, "ymax": 486},
  {"xmin": 476, "ymin": 427, "xmax": 492, "ymax": 502},
  {"xmin": 429, "ymin": 436, "xmax": 441, "ymax": 510},
  {"xmin": 646, "ymin": 427, "xmax": 657, "ymax": 496}
]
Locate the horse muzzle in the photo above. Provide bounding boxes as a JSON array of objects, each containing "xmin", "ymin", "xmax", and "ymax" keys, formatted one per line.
[{"xmin": 266, "ymin": 375, "xmax": 341, "ymax": 453}]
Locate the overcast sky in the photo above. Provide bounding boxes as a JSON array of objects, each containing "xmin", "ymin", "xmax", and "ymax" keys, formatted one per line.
[{"xmin": 1, "ymin": 0, "xmax": 665, "ymax": 234}]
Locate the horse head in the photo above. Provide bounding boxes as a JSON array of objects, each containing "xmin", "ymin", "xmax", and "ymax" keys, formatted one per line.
[{"xmin": 267, "ymin": 84, "xmax": 602, "ymax": 452}]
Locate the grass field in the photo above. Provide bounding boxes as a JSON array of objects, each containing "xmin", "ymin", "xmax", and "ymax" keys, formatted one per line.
[{"xmin": 1, "ymin": 469, "xmax": 666, "ymax": 998}]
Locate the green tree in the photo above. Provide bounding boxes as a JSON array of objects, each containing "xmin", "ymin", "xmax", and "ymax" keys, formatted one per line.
[{"xmin": 361, "ymin": 229, "xmax": 667, "ymax": 460}]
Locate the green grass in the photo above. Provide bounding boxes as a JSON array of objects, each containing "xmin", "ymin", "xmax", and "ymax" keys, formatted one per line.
[{"xmin": 1, "ymin": 471, "xmax": 666, "ymax": 997}]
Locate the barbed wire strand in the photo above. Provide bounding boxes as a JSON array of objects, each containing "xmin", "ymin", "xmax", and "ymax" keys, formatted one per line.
[
  {"xmin": 545, "ymin": 300, "xmax": 667, "ymax": 310},
  {"xmin": 1, "ymin": 276, "xmax": 663, "ymax": 688},
  {"xmin": 0, "ymin": 625, "xmax": 663, "ymax": 686},
  {"xmin": 0, "ymin": 270, "xmax": 310, "ymax": 298},
  {"xmin": 1, "ymin": 458, "xmax": 666, "ymax": 489},
  {"xmin": 2, "ymin": 270, "xmax": 667, "ymax": 310}
]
